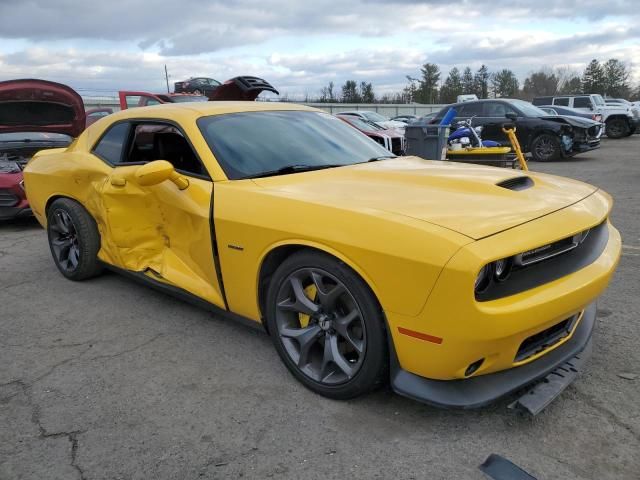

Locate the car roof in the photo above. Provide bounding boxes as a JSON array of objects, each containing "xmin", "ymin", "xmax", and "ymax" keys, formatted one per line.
[{"xmin": 104, "ymin": 101, "xmax": 320, "ymax": 122}]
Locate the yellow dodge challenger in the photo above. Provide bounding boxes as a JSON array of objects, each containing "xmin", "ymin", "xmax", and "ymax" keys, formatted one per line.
[{"xmin": 18, "ymin": 82, "xmax": 621, "ymax": 413}]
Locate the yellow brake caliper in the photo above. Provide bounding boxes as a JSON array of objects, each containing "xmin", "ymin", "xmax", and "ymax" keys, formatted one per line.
[{"xmin": 298, "ymin": 284, "xmax": 318, "ymax": 328}]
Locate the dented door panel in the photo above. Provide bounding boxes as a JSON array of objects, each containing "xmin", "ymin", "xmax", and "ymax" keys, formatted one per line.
[{"xmin": 98, "ymin": 166, "xmax": 225, "ymax": 308}]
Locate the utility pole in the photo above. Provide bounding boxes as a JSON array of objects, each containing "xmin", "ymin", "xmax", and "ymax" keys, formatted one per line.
[{"xmin": 164, "ymin": 65, "xmax": 170, "ymax": 93}]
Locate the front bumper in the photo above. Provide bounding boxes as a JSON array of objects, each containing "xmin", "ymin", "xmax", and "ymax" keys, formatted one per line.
[
  {"xmin": 0, "ymin": 206, "xmax": 32, "ymax": 220},
  {"xmin": 390, "ymin": 302, "xmax": 595, "ymax": 409}
]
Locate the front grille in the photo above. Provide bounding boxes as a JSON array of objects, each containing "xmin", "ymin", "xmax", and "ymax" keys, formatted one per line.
[
  {"xmin": 515, "ymin": 314, "xmax": 578, "ymax": 362},
  {"xmin": 476, "ymin": 220, "xmax": 609, "ymax": 302},
  {"xmin": 0, "ymin": 189, "xmax": 19, "ymax": 207}
]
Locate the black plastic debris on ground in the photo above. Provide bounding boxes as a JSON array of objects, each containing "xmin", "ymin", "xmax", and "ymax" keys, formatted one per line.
[{"xmin": 480, "ymin": 454, "xmax": 537, "ymax": 480}]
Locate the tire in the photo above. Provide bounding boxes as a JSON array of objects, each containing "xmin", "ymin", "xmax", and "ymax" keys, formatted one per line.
[
  {"xmin": 265, "ymin": 250, "xmax": 387, "ymax": 400},
  {"xmin": 530, "ymin": 133, "xmax": 561, "ymax": 162},
  {"xmin": 605, "ymin": 118, "xmax": 630, "ymax": 139},
  {"xmin": 47, "ymin": 198, "xmax": 103, "ymax": 281}
]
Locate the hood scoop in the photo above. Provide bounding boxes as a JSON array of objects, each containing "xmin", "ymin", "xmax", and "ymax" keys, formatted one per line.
[{"xmin": 497, "ymin": 176, "xmax": 534, "ymax": 191}]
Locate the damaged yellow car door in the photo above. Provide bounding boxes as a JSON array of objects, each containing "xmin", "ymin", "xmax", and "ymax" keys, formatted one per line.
[{"xmin": 94, "ymin": 121, "xmax": 225, "ymax": 308}]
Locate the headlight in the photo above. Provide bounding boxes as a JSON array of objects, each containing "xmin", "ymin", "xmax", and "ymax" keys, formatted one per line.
[
  {"xmin": 475, "ymin": 256, "xmax": 514, "ymax": 293},
  {"xmin": 474, "ymin": 264, "xmax": 492, "ymax": 293},
  {"xmin": 494, "ymin": 257, "xmax": 512, "ymax": 281}
]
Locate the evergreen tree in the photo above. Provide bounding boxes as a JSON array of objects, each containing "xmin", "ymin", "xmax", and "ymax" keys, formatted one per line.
[
  {"xmin": 415, "ymin": 63, "xmax": 440, "ymax": 104},
  {"xmin": 602, "ymin": 59, "xmax": 630, "ymax": 98},
  {"xmin": 474, "ymin": 65, "xmax": 490, "ymax": 98},
  {"xmin": 359, "ymin": 81, "xmax": 375, "ymax": 103},
  {"xmin": 581, "ymin": 59, "xmax": 606, "ymax": 94},
  {"xmin": 461, "ymin": 67, "xmax": 474, "ymax": 95},
  {"xmin": 559, "ymin": 76, "xmax": 582, "ymax": 94},
  {"xmin": 490, "ymin": 69, "xmax": 519, "ymax": 98},
  {"xmin": 522, "ymin": 70, "xmax": 559, "ymax": 99},
  {"xmin": 341, "ymin": 80, "xmax": 360, "ymax": 103},
  {"xmin": 440, "ymin": 67, "xmax": 464, "ymax": 103}
]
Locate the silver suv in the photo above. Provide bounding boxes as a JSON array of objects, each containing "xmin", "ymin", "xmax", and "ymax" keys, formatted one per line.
[{"xmin": 533, "ymin": 94, "xmax": 638, "ymax": 139}]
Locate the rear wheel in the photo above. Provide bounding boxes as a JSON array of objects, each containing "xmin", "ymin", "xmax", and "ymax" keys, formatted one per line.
[
  {"xmin": 530, "ymin": 133, "xmax": 560, "ymax": 162},
  {"xmin": 47, "ymin": 198, "xmax": 102, "ymax": 281},
  {"xmin": 605, "ymin": 118, "xmax": 630, "ymax": 139},
  {"xmin": 265, "ymin": 251, "xmax": 387, "ymax": 400}
]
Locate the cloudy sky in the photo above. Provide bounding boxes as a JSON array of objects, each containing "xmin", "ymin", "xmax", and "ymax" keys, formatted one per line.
[{"xmin": 0, "ymin": 0, "xmax": 638, "ymax": 99}]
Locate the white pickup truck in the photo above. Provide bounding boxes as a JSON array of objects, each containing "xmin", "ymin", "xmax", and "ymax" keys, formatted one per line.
[{"xmin": 532, "ymin": 94, "xmax": 638, "ymax": 139}]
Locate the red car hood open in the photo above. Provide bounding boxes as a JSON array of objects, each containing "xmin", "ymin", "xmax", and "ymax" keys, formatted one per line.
[{"xmin": 0, "ymin": 79, "xmax": 85, "ymax": 137}]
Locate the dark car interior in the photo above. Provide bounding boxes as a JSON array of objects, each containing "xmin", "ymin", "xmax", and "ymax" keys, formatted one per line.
[{"xmin": 127, "ymin": 124, "xmax": 204, "ymax": 175}]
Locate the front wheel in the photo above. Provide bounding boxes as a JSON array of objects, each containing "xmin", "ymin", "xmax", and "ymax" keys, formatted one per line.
[
  {"xmin": 265, "ymin": 251, "xmax": 387, "ymax": 400},
  {"xmin": 530, "ymin": 133, "xmax": 561, "ymax": 162},
  {"xmin": 605, "ymin": 118, "xmax": 630, "ymax": 139},
  {"xmin": 47, "ymin": 198, "xmax": 103, "ymax": 281}
]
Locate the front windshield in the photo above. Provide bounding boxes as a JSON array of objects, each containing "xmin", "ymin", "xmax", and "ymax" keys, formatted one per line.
[
  {"xmin": 197, "ymin": 110, "xmax": 394, "ymax": 179},
  {"xmin": 361, "ymin": 111, "xmax": 388, "ymax": 122},
  {"xmin": 592, "ymin": 95, "xmax": 605, "ymax": 106},
  {"xmin": 171, "ymin": 95, "xmax": 209, "ymax": 103},
  {"xmin": 507, "ymin": 99, "xmax": 550, "ymax": 117}
]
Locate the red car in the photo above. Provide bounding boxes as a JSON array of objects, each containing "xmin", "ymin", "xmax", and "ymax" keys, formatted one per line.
[
  {"xmin": 118, "ymin": 91, "xmax": 208, "ymax": 110},
  {"xmin": 0, "ymin": 79, "xmax": 84, "ymax": 221},
  {"xmin": 336, "ymin": 114, "xmax": 406, "ymax": 155},
  {"xmin": 120, "ymin": 77, "xmax": 280, "ymax": 111}
]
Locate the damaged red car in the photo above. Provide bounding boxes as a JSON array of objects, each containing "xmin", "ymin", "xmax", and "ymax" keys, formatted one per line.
[
  {"xmin": 0, "ymin": 79, "xmax": 83, "ymax": 220},
  {"xmin": 336, "ymin": 113, "xmax": 406, "ymax": 155}
]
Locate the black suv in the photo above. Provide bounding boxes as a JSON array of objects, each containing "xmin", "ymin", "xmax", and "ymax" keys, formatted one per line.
[{"xmin": 432, "ymin": 99, "xmax": 602, "ymax": 162}]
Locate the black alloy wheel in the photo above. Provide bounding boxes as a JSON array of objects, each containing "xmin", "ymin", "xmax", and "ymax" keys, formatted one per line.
[
  {"xmin": 531, "ymin": 133, "xmax": 560, "ymax": 162},
  {"xmin": 46, "ymin": 198, "xmax": 103, "ymax": 281},
  {"xmin": 266, "ymin": 251, "xmax": 387, "ymax": 400},
  {"xmin": 49, "ymin": 209, "xmax": 80, "ymax": 273}
]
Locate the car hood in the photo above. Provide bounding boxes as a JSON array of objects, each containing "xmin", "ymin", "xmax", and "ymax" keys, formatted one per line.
[
  {"xmin": 0, "ymin": 79, "xmax": 85, "ymax": 137},
  {"xmin": 378, "ymin": 120, "xmax": 406, "ymax": 130},
  {"xmin": 252, "ymin": 157, "xmax": 597, "ymax": 240},
  {"xmin": 540, "ymin": 115, "xmax": 598, "ymax": 129}
]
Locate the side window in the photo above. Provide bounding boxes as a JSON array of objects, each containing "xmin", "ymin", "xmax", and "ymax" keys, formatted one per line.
[
  {"xmin": 457, "ymin": 103, "xmax": 483, "ymax": 116},
  {"xmin": 124, "ymin": 95, "xmax": 142, "ymax": 108},
  {"xmin": 122, "ymin": 123, "xmax": 205, "ymax": 176},
  {"xmin": 483, "ymin": 102, "xmax": 508, "ymax": 117},
  {"xmin": 93, "ymin": 123, "xmax": 130, "ymax": 164},
  {"xmin": 553, "ymin": 97, "xmax": 569, "ymax": 106},
  {"xmin": 573, "ymin": 97, "xmax": 592, "ymax": 108}
]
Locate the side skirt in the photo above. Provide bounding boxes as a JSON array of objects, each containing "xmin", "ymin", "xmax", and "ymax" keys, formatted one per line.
[{"xmin": 103, "ymin": 264, "xmax": 266, "ymax": 334}]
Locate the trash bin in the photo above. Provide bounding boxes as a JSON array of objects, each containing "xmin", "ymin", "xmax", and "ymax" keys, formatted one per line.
[{"xmin": 405, "ymin": 124, "xmax": 450, "ymax": 160}]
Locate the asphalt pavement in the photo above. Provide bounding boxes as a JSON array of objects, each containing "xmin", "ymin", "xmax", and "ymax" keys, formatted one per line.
[{"xmin": 1, "ymin": 135, "xmax": 639, "ymax": 479}]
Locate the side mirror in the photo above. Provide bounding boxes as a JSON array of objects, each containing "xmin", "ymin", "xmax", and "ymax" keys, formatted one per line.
[
  {"xmin": 505, "ymin": 112, "xmax": 517, "ymax": 121},
  {"xmin": 135, "ymin": 160, "xmax": 189, "ymax": 190}
]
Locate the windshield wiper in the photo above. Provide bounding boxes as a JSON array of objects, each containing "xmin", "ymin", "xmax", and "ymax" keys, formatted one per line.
[
  {"xmin": 366, "ymin": 155, "xmax": 396, "ymax": 162},
  {"xmin": 241, "ymin": 163, "xmax": 345, "ymax": 179}
]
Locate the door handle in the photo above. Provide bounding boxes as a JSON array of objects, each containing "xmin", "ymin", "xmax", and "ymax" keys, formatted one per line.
[{"xmin": 111, "ymin": 176, "xmax": 127, "ymax": 187}]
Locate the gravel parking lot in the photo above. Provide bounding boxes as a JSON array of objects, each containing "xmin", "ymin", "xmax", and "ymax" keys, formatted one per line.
[{"xmin": 1, "ymin": 136, "xmax": 639, "ymax": 480}]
